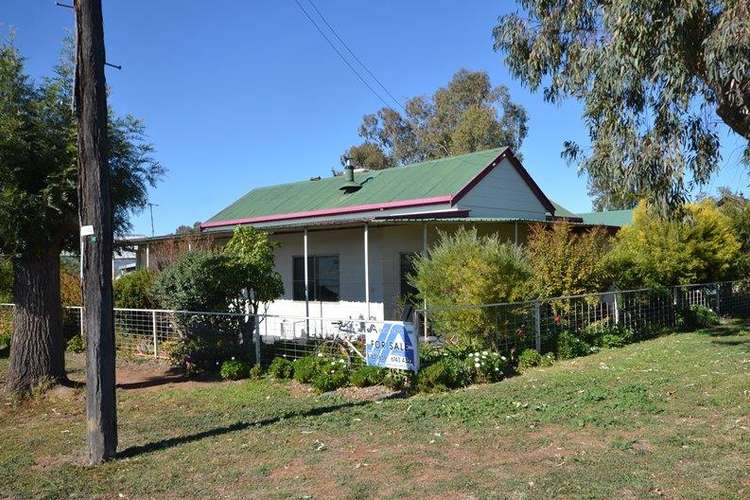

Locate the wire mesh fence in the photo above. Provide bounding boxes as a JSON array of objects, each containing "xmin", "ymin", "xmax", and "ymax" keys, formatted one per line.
[
  {"xmin": 2, "ymin": 279, "xmax": 748, "ymax": 364},
  {"xmin": 419, "ymin": 280, "xmax": 750, "ymax": 355},
  {"xmin": 1, "ymin": 302, "xmax": 379, "ymax": 363}
]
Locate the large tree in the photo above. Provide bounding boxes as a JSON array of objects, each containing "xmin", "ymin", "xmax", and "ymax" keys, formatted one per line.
[
  {"xmin": 344, "ymin": 69, "xmax": 528, "ymax": 169},
  {"xmin": 0, "ymin": 40, "xmax": 162, "ymax": 393},
  {"xmin": 493, "ymin": 1, "xmax": 750, "ymax": 211}
]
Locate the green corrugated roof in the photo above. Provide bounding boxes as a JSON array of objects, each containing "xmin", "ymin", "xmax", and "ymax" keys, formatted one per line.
[
  {"xmin": 206, "ymin": 147, "xmax": 508, "ymax": 223},
  {"xmin": 550, "ymin": 201, "xmax": 578, "ymax": 218},
  {"xmin": 577, "ymin": 209, "xmax": 634, "ymax": 227}
]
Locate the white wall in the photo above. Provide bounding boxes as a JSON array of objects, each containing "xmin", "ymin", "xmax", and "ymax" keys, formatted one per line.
[
  {"xmin": 455, "ymin": 157, "xmax": 548, "ymax": 219},
  {"xmin": 268, "ymin": 225, "xmax": 431, "ymax": 321}
]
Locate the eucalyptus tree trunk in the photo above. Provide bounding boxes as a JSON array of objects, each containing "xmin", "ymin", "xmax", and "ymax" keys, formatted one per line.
[
  {"xmin": 75, "ymin": 0, "xmax": 117, "ymax": 464},
  {"xmin": 5, "ymin": 249, "xmax": 66, "ymax": 393}
]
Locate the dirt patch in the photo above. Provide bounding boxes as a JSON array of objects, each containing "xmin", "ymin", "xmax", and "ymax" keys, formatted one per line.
[
  {"xmin": 64, "ymin": 354, "xmax": 219, "ymax": 392},
  {"xmin": 283, "ymin": 380, "xmax": 317, "ymax": 398},
  {"xmin": 33, "ymin": 451, "xmax": 87, "ymax": 470},
  {"xmin": 334, "ymin": 384, "xmax": 399, "ymax": 401}
]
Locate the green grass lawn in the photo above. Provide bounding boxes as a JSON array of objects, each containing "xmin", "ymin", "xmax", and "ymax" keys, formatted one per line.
[{"xmin": 1, "ymin": 321, "xmax": 749, "ymax": 499}]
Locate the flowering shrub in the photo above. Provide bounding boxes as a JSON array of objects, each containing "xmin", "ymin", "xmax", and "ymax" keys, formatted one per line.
[
  {"xmin": 684, "ymin": 304, "xmax": 720, "ymax": 329},
  {"xmin": 465, "ymin": 350, "xmax": 507, "ymax": 383},
  {"xmin": 556, "ymin": 331, "xmax": 593, "ymax": 359},
  {"xmin": 540, "ymin": 352, "xmax": 555, "ymax": 367},
  {"xmin": 220, "ymin": 359, "xmax": 251, "ymax": 380},
  {"xmin": 350, "ymin": 365, "xmax": 387, "ymax": 387},
  {"xmin": 293, "ymin": 355, "xmax": 322, "ymax": 383},
  {"xmin": 311, "ymin": 358, "xmax": 350, "ymax": 392},
  {"xmin": 268, "ymin": 357, "xmax": 294, "ymax": 379}
]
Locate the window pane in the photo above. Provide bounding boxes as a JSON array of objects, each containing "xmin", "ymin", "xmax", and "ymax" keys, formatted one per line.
[{"xmin": 292, "ymin": 255, "xmax": 339, "ymax": 302}]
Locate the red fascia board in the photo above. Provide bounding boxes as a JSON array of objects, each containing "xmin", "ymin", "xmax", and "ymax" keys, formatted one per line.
[
  {"xmin": 200, "ymin": 195, "xmax": 452, "ymax": 229},
  {"xmin": 451, "ymin": 149, "xmax": 557, "ymax": 214}
]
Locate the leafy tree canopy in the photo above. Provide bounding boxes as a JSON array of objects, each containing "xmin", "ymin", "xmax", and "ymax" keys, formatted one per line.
[
  {"xmin": 0, "ymin": 38, "xmax": 163, "ymax": 257},
  {"xmin": 223, "ymin": 226, "xmax": 284, "ymax": 314},
  {"xmin": 175, "ymin": 222, "xmax": 201, "ymax": 235},
  {"xmin": 344, "ymin": 69, "xmax": 528, "ymax": 169},
  {"xmin": 494, "ymin": 1, "xmax": 750, "ymax": 212}
]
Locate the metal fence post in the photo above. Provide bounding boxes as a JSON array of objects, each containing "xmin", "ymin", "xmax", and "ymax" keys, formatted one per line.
[
  {"xmin": 715, "ymin": 283, "xmax": 721, "ymax": 316},
  {"xmin": 254, "ymin": 315, "xmax": 262, "ymax": 366},
  {"xmin": 151, "ymin": 310, "xmax": 158, "ymax": 358},
  {"xmin": 534, "ymin": 299, "xmax": 541, "ymax": 352},
  {"xmin": 613, "ymin": 291, "xmax": 620, "ymax": 325}
]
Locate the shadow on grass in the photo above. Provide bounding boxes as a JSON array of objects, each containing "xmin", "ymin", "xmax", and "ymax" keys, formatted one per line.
[
  {"xmin": 116, "ymin": 369, "xmax": 221, "ymax": 390},
  {"xmin": 117, "ymin": 392, "xmax": 406, "ymax": 459},
  {"xmin": 702, "ymin": 318, "xmax": 750, "ymax": 337}
]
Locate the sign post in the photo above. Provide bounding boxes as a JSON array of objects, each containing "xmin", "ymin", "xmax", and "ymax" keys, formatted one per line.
[{"xmin": 365, "ymin": 321, "xmax": 419, "ymax": 372}]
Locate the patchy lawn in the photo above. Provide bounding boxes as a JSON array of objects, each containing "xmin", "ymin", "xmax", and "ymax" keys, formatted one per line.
[{"xmin": 1, "ymin": 322, "xmax": 748, "ymax": 499}]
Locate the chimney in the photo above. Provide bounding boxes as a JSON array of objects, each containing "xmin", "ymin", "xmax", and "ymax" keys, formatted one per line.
[
  {"xmin": 339, "ymin": 156, "xmax": 361, "ymax": 193},
  {"xmin": 345, "ymin": 157, "xmax": 355, "ymax": 182}
]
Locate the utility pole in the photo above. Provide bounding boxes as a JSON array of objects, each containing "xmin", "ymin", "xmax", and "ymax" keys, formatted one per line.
[
  {"xmin": 75, "ymin": 0, "xmax": 117, "ymax": 464},
  {"xmin": 148, "ymin": 202, "xmax": 158, "ymax": 236}
]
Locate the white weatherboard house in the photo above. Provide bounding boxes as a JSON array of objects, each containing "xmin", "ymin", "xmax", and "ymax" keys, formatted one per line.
[{"xmin": 131, "ymin": 147, "xmax": 631, "ymax": 325}]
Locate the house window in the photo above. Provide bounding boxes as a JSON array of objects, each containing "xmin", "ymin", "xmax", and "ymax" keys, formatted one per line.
[
  {"xmin": 399, "ymin": 252, "xmax": 418, "ymax": 301},
  {"xmin": 292, "ymin": 255, "xmax": 340, "ymax": 301}
]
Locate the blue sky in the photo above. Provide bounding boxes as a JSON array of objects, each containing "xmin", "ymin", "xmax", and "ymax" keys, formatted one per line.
[{"xmin": 4, "ymin": 1, "xmax": 748, "ymax": 236}]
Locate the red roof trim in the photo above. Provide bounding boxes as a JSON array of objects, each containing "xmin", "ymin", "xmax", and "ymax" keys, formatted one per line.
[
  {"xmin": 451, "ymin": 148, "xmax": 556, "ymax": 214},
  {"xmin": 200, "ymin": 195, "xmax": 452, "ymax": 229}
]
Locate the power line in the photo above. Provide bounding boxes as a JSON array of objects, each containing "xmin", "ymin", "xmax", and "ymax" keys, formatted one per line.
[
  {"xmin": 292, "ymin": 0, "xmax": 393, "ymax": 110},
  {"xmin": 303, "ymin": 0, "xmax": 405, "ymax": 112}
]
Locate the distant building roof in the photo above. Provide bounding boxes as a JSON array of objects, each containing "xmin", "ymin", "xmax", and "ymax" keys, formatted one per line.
[{"xmin": 577, "ymin": 209, "xmax": 634, "ymax": 227}]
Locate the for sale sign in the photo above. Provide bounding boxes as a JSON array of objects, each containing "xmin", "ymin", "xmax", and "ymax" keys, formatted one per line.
[{"xmin": 365, "ymin": 321, "xmax": 419, "ymax": 372}]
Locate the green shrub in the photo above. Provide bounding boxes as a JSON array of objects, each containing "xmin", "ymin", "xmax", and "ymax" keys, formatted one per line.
[
  {"xmin": 465, "ymin": 350, "xmax": 507, "ymax": 383},
  {"xmin": 556, "ymin": 331, "xmax": 592, "ymax": 359},
  {"xmin": 582, "ymin": 321, "xmax": 634, "ymax": 348},
  {"xmin": 249, "ymin": 364, "xmax": 264, "ymax": 380},
  {"xmin": 0, "ymin": 328, "xmax": 10, "ymax": 358},
  {"xmin": 410, "ymin": 227, "xmax": 531, "ymax": 348},
  {"xmin": 268, "ymin": 357, "xmax": 294, "ymax": 379},
  {"xmin": 0, "ymin": 258, "xmax": 12, "ymax": 304},
  {"xmin": 540, "ymin": 352, "xmax": 555, "ymax": 367},
  {"xmin": 601, "ymin": 332, "xmax": 630, "ymax": 348},
  {"xmin": 114, "ymin": 269, "xmax": 157, "ymax": 309},
  {"xmin": 416, "ymin": 358, "xmax": 471, "ymax": 393},
  {"xmin": 684, "ymin": 304, "xmax": 721, "ymax": 329},
  {"xmin": 153, "ymin": 251, "xmax": 247, "ymax": 370},
  {"xmin": 694, "ymin": 304, "xmax": 720, "ymax": 327},
  {"xmin": 350, "ymin": 365, "xmax": 387, "ymax": 387},
  {"xmin": 517, "ymin": 348, "xmax": 542, "ymax": 370},
  {"xmin": 311, "ymin": 358, "xmax": 350, "ymax": 392},
  {"xmin": 220, "ymin": 359, "xmax": 251, "ymax": 380},
  {"xmin": 66, "ymin": 334, "xmax": 85, "ymax": 353},
  {"xmin": 293, "ymin": 356, "xmax": 321, "ymax": 383},
  {"xmin": 383, "ymin": 369, "xmax": 413, "ymax": 390},
  {"xmin": 525, "ymin": 222, "xmax": 612, "ymax": 299}
]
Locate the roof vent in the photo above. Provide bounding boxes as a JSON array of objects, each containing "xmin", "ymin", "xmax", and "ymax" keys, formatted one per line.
[{"xmin": 339, "ymin": 157, "xmax": 362, "ymax": 193}]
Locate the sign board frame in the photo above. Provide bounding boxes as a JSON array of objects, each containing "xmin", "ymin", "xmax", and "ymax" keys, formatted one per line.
[{"xmin": 365, "ymin": 321, "xmax": 419, "ymax": 372}]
